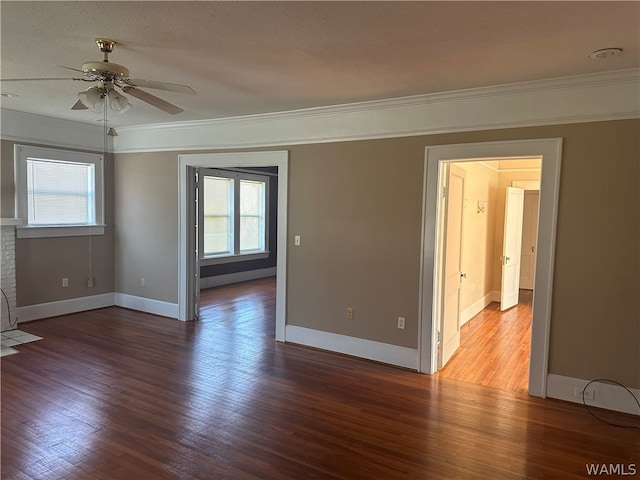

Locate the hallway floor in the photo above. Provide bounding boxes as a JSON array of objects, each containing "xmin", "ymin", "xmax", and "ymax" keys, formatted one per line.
[{"xmin": 437, "ymin": 290, "xmax": 533, "ymax": 394}]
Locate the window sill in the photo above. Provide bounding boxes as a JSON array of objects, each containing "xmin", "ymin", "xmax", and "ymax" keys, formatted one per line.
[
  {"xmin": 16, "ymin": 225, "xmax": 106, "ymax": 239},
  {"xmin": 200, "ymin": 251, "xmax": 270, "ymax": 266}
]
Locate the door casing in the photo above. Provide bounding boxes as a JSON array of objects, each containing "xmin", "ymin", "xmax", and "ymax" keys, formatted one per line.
[
  {"xmin": 178, "ymin": 151, "xmax": 289, "ymax": 343},
  {"xmin": 419, "ymin": 139, "xmax": 562, "ymax": 398}
]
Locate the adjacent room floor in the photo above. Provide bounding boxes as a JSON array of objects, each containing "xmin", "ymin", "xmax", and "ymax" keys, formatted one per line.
[
  {"xmin": 2, "ymin": 279, "xmax": 637, "ymax": 479},
  {"xmin": 437, "ymin": 290, "xmax": 533, "ymax": 394}
]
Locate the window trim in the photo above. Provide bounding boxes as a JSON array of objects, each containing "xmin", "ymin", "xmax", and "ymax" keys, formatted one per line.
[
  {"xmin": 198, "ymin": 168, "xmax": 269, "ymax": 263},
  {"xmin": 14, "ymin": 145, "xmax": 105, "ymax": 239},
  {"xmin": 200, "ymin": 251, "xmax": 270, "ymax": 266}
]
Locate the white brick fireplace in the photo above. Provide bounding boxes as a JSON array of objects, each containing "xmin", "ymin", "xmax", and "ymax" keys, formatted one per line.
[{"xmin": 1, "ymin": 218, "xmax": 20, "ymax": 332}]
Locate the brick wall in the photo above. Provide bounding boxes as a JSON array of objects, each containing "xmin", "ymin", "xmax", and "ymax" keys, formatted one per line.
[{"xmin": 1, "ymin": 225, "xmax": 17, "ymax": 331}]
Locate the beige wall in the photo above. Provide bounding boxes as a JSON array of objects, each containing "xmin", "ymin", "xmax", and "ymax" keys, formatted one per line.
[
  {"xmin": 543, "ymin": 121, "xmax": 638, "ymax": 387},
  {"xmin": 1, "ymin": 140, "xmax": 114, "ymax": 305},
  {"xmin": 286, "ymin": 141, "xmax": 424, "ymax": 346},
  {"xmin": 282, "ymin": 120, "xmax": 635, "ymax": 387},
  {"xmin": 8, "ymin": 118, "xmax": 637, "ymax": 389},
  {"xmin": 115, "ymin": 120, "xmax": 638, "ymax": 388},
  {"xmin": 451, "ymin": 162, "xmax": 499, "ymax": 313},
  {"xmin": 113, "ymin": 152, "xmax": 179, "ymax": 303}
]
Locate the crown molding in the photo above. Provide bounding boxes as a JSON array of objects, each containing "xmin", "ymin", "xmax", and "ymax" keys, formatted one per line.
[
  {"xmin": 3, "ymin": 69, "xmax": 638, "ymax": 153},
  {"xmin": 0, "ymin": 109, "xmax": 109, "ymax": 152},
  {"xmin": 113, "ymin": 68, "xmax": 639, "ymax": 153}
]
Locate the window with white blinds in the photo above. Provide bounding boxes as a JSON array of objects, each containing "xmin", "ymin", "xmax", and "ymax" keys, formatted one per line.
[
  {"xmin": 26, "ymin": 158, "xmax": 95, "ymax": 225},
  {"xmin": 15, "ymin": 145, "xmax": 104, "ymax": 238},
  {"xmin": 202, "ymin": 175, "xmax": 234, "ymax": 256},
  {"xmin": 199, "ymin": 169, "xmax": 269, "ymax": 261}
]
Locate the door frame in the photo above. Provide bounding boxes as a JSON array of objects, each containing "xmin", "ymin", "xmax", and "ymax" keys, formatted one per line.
[
  {"xmin": 178, "ymin": 151, "xmax": 289, "ymax": 342},
  {"xmin": 419, "ymin": 138, "xmax": 562, "ymax": 398}
]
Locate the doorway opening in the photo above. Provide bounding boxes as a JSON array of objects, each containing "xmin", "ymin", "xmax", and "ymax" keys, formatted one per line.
[
  {"xmin": 197, "ymin": 166, "xmax": 279, "ymax": 322},
  {"xmin": 435, "ymin": 158, "xmax": 541, "ymax": 394},
  {"xmin": 178, "ymin": 151, "xmax": 288, "ymax": 343},
  {"xmin": 419, "ymin": 139, "xmax": 562, "ymax": 398}
]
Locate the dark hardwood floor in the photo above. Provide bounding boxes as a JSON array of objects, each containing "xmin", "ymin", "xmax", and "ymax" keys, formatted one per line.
[
  {"xmin": 438, "ymin": 290, "xmax": 533, "ymax": 394},
  {"xmin": 2, "ymin": 278, "xmax": 638, "ymax": 479}
]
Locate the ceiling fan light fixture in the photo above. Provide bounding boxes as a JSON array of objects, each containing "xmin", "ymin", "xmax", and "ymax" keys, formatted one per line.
[
  {"xmin": 13, "ymin": 38, "xmax": 193, "ymax": 117},
  {"xmin": 78, "ymin": 86, "xmax": 105, "ymax": 113},
  {"xmin": 107, "ymin": 88, "xmax": 131, "ymax": 113},
  {"xmin": 92, "ymin": 98, "xmax": 105, "ymax": 114}
]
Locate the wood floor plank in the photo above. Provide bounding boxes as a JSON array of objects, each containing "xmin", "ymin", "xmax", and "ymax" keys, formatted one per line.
[
  {"xmin": 438, "ymin": 290, "xmax": 533, "ymax": 393},
  {"xmin": 2, "ymin": 278, "xmax": 638, "ymax": 479}
]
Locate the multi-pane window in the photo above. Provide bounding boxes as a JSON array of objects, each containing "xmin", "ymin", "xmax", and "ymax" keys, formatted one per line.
[
  {"xmin": 14, "ymin": 145, "xmax": 104, "ymax": 238},
  {"xmin": 200, "ymin": 170, "xmax": 268, "ymax": 259},
  {"xmin": 202, "ymin": 176, "xmax": 234, "ymax": 255}
]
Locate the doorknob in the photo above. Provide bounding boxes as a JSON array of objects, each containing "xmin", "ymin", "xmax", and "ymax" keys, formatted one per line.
[
  {"xmin": 504, "ymin": 256, "xmax": 511, "ymax": 264},
  {"xmin": 531, "ymin": 246, "xmax": 535, "ymax": 253},
  {"xmin": 460, "ymin": 272, "xmax": 467, "ymax": 279}
]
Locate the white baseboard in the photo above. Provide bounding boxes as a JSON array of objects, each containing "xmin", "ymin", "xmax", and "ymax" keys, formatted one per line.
[
  {"xmin": 17, "ymin": 292, "xmax": 180, "ymax": 323},
  {"xmin": 114, "ymin": 293, "xmax": 179, "ymax": 319},
  {"xmin": 200, "ymin": 267, "xmax": 276, "ymax": 289},
  {"xmin": 547, "ymin": 373, "xmax": 640, "ymax": 416},
  {"xmin": 460, "ymin": 292, "xmax": 494, "ymax": 326},
  {"xmin": 16, "ymin": 293, "xmax": 115, "ymax": 323},
  {"xmin": 285, "ymin": 325, "xmax": 418, "ymax": 370}
]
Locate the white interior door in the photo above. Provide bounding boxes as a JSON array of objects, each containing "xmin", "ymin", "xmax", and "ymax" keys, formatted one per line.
[
  {"xmin": 500, "ymin": 187, "xmax": 525, "ymax": 310},
  {"xmin": 440, "ymin": 164, "xmax": 465, "ymax": 367},
  {"xmin": 519, "ymin": 191, "xmax": 540, "ymax": 290}
]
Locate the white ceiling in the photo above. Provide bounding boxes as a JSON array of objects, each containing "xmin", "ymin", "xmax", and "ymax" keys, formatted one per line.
[{"xmin": 1, "ymin": 1, "xmax": 638, "ymax": 129}]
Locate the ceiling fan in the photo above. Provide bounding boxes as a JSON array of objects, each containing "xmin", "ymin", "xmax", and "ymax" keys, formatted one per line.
[{"xmin": 3, "ymin": 38, "xmax": 196, "ymax": 114}]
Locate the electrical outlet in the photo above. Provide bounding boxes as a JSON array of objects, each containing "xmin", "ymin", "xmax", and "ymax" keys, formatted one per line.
[
  {"xmin": 397, "ymin": 317, "xmax": 405, "ymax": 329},
  {"xmin": 87, "ymin": 277, "xmax": 95, "ymax": 288},
  {"xmin": 346, "ymin": 307, "xmax": 354, "ymax": 320},
  {"xmin": 62, "ymin": 278, "xmax": 69, "ymax": 287},
  {"xmin": 574, "ymin": 386, "xmax": 596, "ymax": 401},
  {"xmin": 140, "ymin": 277, "xmax": 146, "ymax": 287}
]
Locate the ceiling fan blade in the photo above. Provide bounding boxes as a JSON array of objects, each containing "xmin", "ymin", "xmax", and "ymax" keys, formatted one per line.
[
  {"xmin": 1, "ymin": 77, "xmax": 77, "ymax": 82},
  {"xmin": 122, "ymin": 86, "xmax": 184, "ymax": 114},
  {"xmin": 71, "ymin": 99, "xmax": 88, "ymax": 110},
  {"xmin": 127, "ymin": 78, "xmax": 196, "ymax": 95},
  {"xmin": 56, "ymin": 64, "xmax": 84, "ymax": 73}
]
